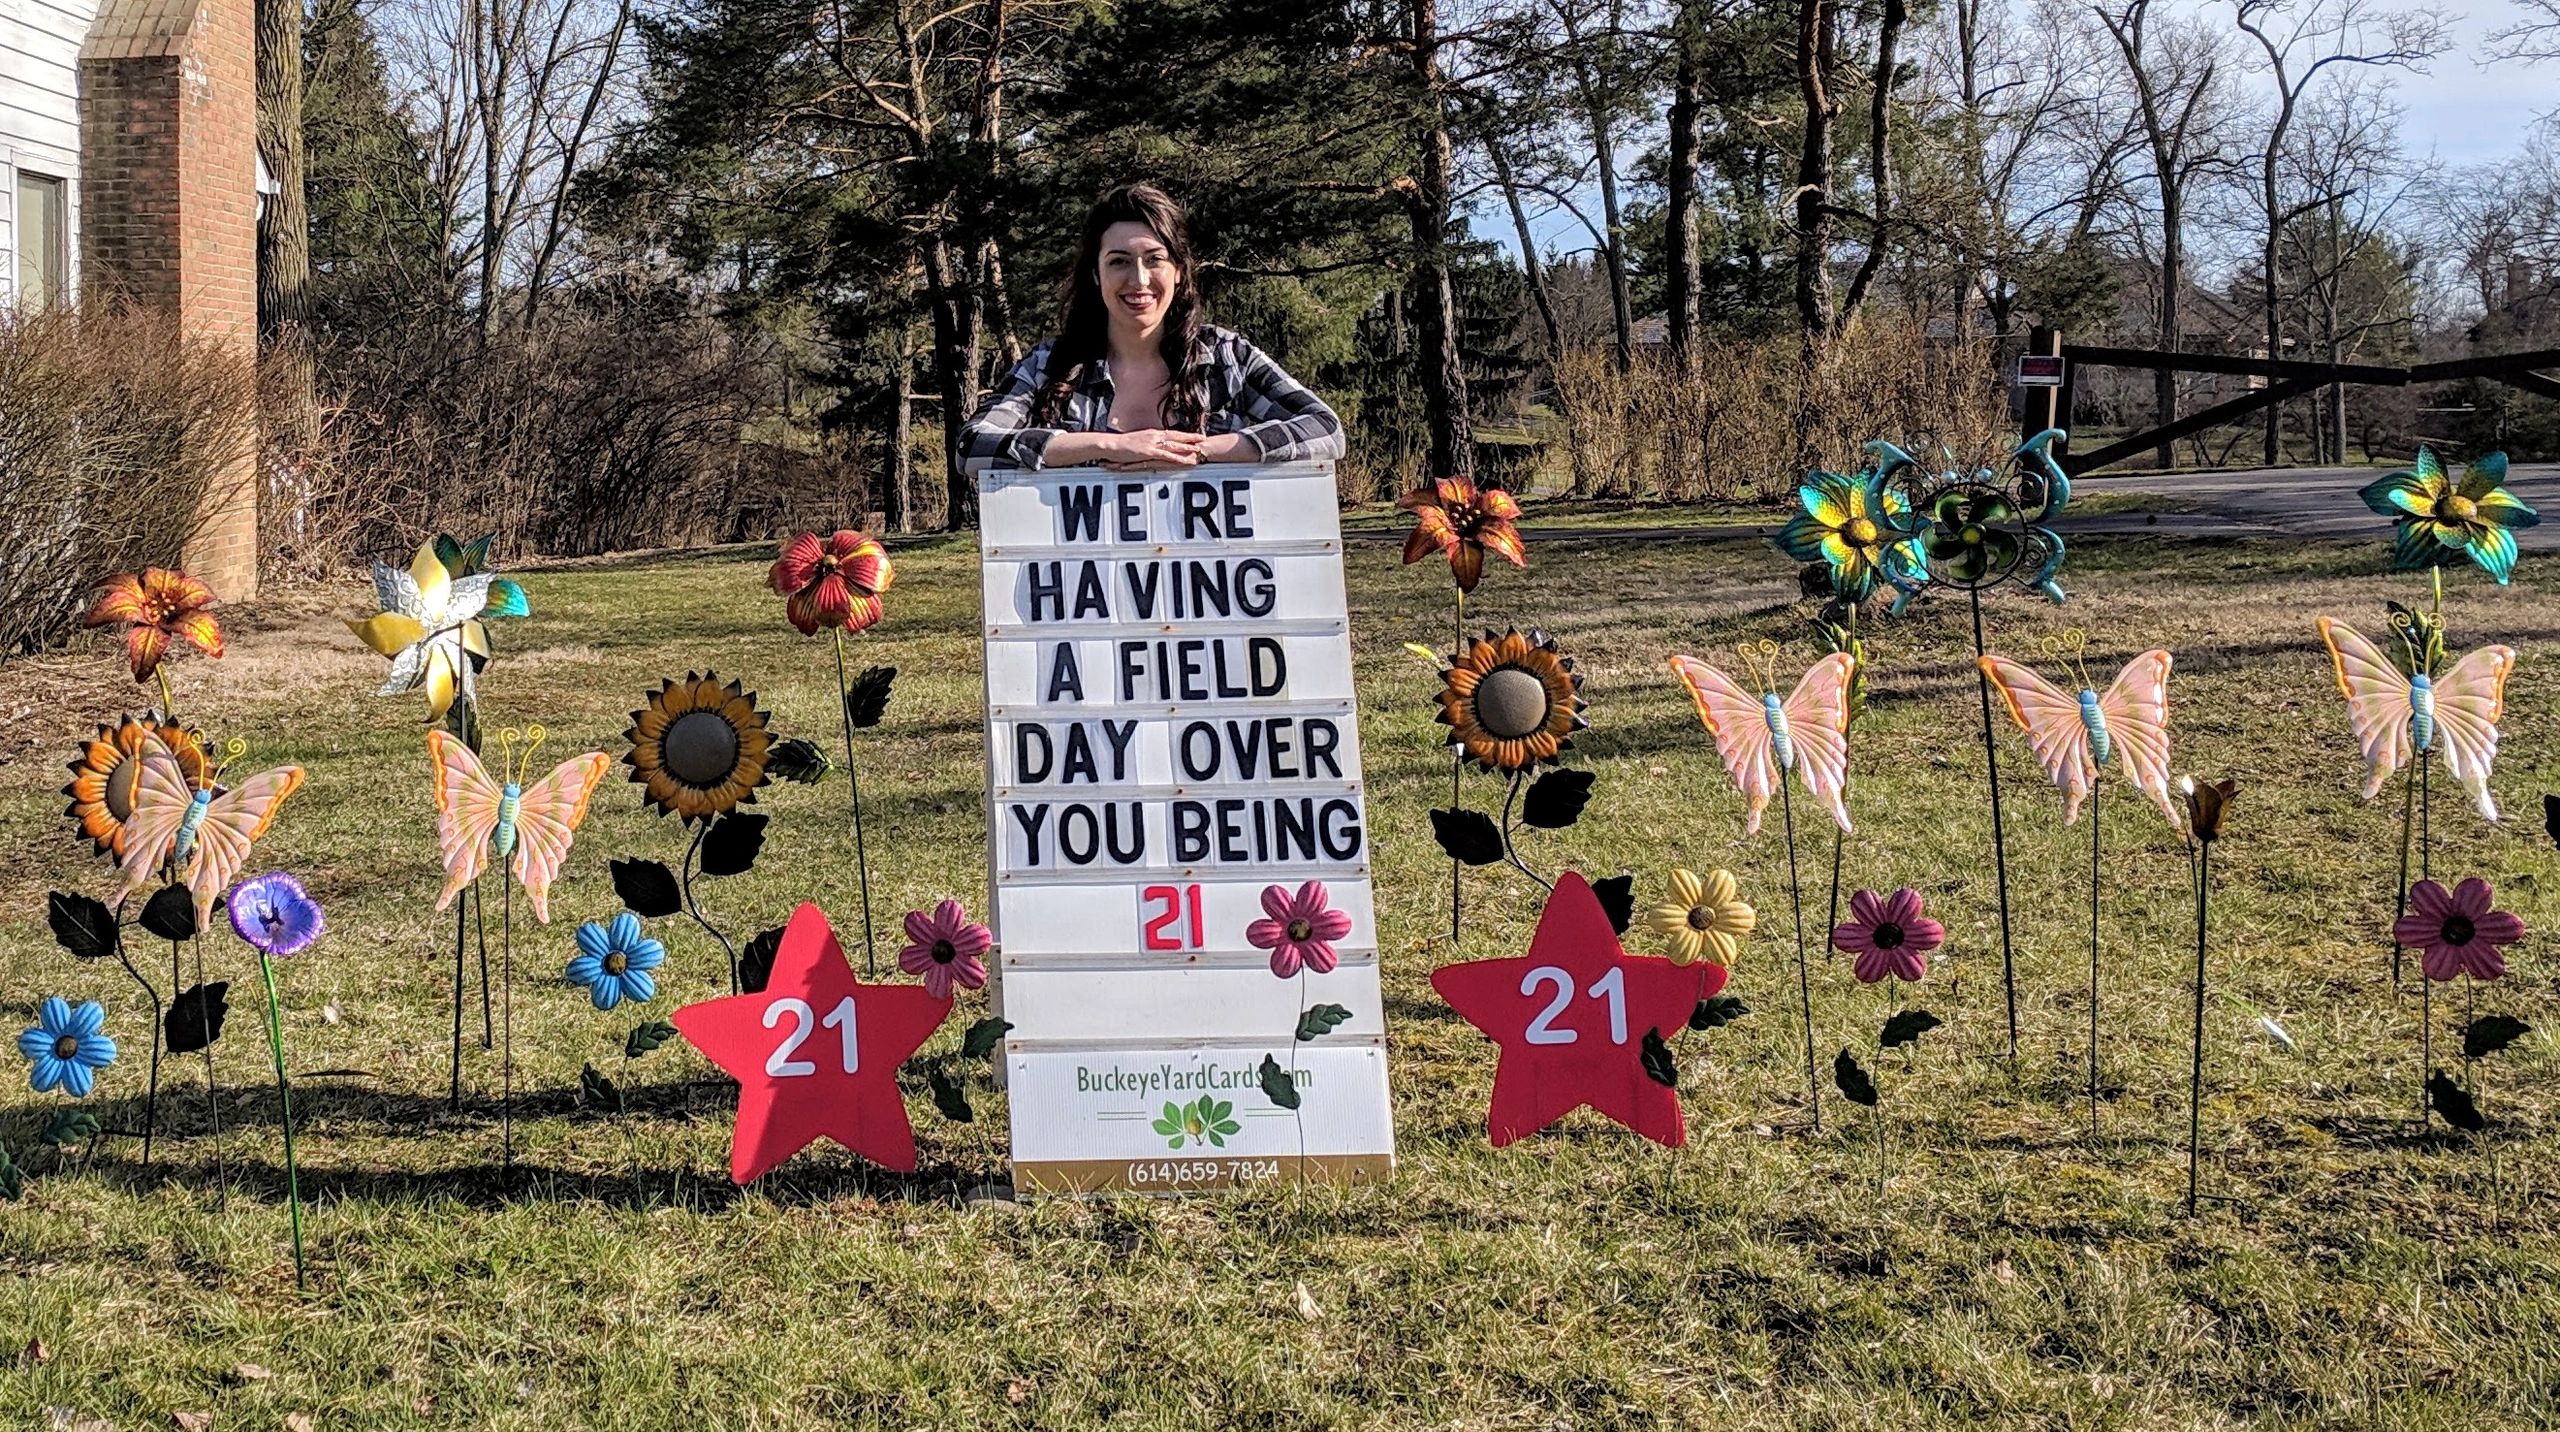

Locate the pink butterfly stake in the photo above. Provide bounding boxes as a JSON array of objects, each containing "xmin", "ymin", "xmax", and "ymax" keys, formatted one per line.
[
  {"xmin": 116, "ymin": 733, "xmax": 308, "ymax": 930},
  {"xmin": 428, "ymin": 725, "xmax": 610, "ymax": 1163},
  {"xmin": 1980, "ymin": 634, "xmax": 2180, "ymax": 1135},
  {"xmin": 1669, "ymin": 642, "xmax": 1855, "ymax": 1131}
]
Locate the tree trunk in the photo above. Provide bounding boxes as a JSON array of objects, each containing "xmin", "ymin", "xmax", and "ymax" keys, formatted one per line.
[
  {"xmin": 1489, "ymin": 139, "xmax": 1564, "ymax": 362},
  {"xmin": 2156, "ymin": 194, "xmax": 2181, "ymax": 470},
  {"xmin": 1835, "ymin": 0, "xmax": 1903, "ymax": 329},
  {"xmin": 1792, "ymin": 0, "xmax": 1838, "ymax": 353},
  {"xmin": 1663, "ymin": 17, "xmax": 1703, "ymax": 366},
  {"xmin": 888, "ymin": 324, "xmax": 916, "ymax": 533},
  {"xmin": 257, "ymin": 0, "xmax": 316, "ymax": 452},
  {"xmin": 1409, "ymin": 0, "xmax": 1473, "ymax": 481}
]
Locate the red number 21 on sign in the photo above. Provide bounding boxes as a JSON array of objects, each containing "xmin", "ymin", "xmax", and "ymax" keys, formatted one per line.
[{"xmin": 1141, "ymin": 884, "xmax": 1206, "ymax": 951}]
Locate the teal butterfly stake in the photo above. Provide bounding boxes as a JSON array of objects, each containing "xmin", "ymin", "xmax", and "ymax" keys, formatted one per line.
[{"xmin": 2358, "ymin": 448, "xmax": 2538, "ymax": 585}]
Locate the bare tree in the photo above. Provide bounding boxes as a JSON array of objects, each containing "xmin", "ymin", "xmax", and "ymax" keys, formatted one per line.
[
  {"xmin": 258, "ymin": 0, "xmax": 318, "ymax": 453},
  {"xmin": 2234, "ymin": 0, "xmax": 2444, "ymax": 463},
  {"xmin": 2092, "ymin": 0, "xmax": 2242, "ymax": 467}
]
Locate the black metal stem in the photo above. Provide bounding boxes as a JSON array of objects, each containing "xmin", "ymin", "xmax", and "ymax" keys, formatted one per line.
[
  {"xmin": 1449, "ymin": 589, "xmax": 1465, "ymax": 945},
  {"xmin": 682, "ymin": 822, "xmax": 740, "ymax": 995},
  {"xmin": 832, "ymin": 629, "xmax": 880, "ymax": 978},
  {"xmin": 476, "ymin": 881, "xmax": 494, "ymax": 1050},
  {"xmin": 2089, "ymin": 779, "xmax": 2102, "ymax": 1138},
  {"xmin": 448, "ymin": 893, "xmax": 467, "ymax": 1112},
  {"xmin": 1826, "ymin": 826, "xmax": 1845, "ymax": 965},
  {"xmin": 2418, "ymin": 752, "xmax": 2432, "ymax": 1131},
  {"xmin": 1496, "ymin": 769, "xmax": 1553, "ymax": 891},
  {"xmin": 1780, "ymin": 775, "xmax": 1819, "ymax": 1133},
  {"xmin": 1967, "ymin": 585, "xmax": 2019, "ymax": 1060},
  {"xmin": 111, "ymin": 931, "xmax": 161, "ymax": 1164},
  {"xmin": 2390, "ymin": 762, "xmax": 2415, "ymax": 989},
  {"xmin": 501, "ymin": 873, "xmax": 516, "ymax": 1167},
  {"xmin": 2187, "ymin": 839, "xmax": 2210, "ymax": 1216},
  {"xmin": 194, "ymin": 933, "xmax": 223, "ymax": 1204}
]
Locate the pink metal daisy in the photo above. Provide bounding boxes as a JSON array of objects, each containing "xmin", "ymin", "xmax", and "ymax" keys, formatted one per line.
[
  {"xmin": 1831, "ymin": 887, "xmax": 1945, "ymax": 984},
  {"xmin": 897, "ymin": 898, "xmax": 992, "ymax": 999},
  {"xmin": 1247, "ymin": 881, "xmax": 1353, "ymax": 978},
  {"xmin": 2394, "ymin": 877, "xmax": 2524, "ymax": 983}
]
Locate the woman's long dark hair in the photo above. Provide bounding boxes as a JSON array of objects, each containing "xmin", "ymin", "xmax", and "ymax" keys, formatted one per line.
[{"xmin": 1032, "ymin": 183, "xmax": 1207, "ymax": 431}]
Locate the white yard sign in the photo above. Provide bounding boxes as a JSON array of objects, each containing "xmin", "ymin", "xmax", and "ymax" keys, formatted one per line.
[{"xmin": 978, "ymin": 461, "xmax": 1397, "ymax": 1193}]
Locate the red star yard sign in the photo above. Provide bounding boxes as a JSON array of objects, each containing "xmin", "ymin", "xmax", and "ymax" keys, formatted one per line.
[
  {"xmin": 672, "ymin": 901, "xmax": 952, "ymax": 1183},
  {"xmin": 1430, "ymin": 871, "xmax": 1716, "ymax": 1149}
]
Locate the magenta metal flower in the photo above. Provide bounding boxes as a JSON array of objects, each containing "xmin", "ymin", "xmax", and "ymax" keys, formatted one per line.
[
  {"xmin": 1247, "ymin": 881, "xmax": 1353, "ymax": 978},
  {"xmin": 2393, "ymin": 877, "xmax": 2524, "ymax": 982},
  {"xmin": 897, "ymin": 898, "xmax": 991, "ymax": 999},
  {"xmin": 1831, "ymin": 887, "xmax": 1944, "ymax": 984}
]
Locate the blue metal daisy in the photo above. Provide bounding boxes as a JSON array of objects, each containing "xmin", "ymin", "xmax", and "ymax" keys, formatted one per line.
[
  {"xmin": 19, "ymin": 997, "xmax": 118, "ymax": 1097},
  {"xmin": 568, "ymin": 912, "xmax": 666, "ymax": 1010}
]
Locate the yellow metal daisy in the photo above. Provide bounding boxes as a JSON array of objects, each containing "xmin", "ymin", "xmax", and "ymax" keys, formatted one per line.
[
  {"xmin": 346, "ymin": 539, "xmax": 525, "ymax": 722},
  {"xmin": 1644, "ymin": 867, "xmax": 1755, "ymax": 967}
]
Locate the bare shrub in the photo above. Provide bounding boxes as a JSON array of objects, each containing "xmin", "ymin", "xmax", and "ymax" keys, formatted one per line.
[
  {"xmin": 0, "ymin": 307, "xmax": 255, "ymax": 655},
  {"xmin": 1549, "ymin": 312, "xmax": 2010, "ymax": 505},
  {"xmin": 272, "ymin": 296, "xmax": 781, "ymax": 573}
]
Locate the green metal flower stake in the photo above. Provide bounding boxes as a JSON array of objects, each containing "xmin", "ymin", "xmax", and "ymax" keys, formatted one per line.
[
  {"xmin": 228, "ymin": 872, "xmax": 324, "ymax": 1289},
  {"xmin": 1864, "ymin": 430, "xmax": 2073, "ymax": 1062},
  {"xmin": 769, "ymin": 531, "xmax": 897, "ymax": 975},
  {"xmin": 1403, "ymin": 480, "xmax": 1529, "ymax": 947}
]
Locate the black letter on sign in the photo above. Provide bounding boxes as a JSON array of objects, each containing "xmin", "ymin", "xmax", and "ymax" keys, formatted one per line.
[
  {"xmin": 1115, "ymin": 483, "xmax": 1147, "ymax": 541},
  {"xmin": 1009, "ymin": 804, "xmax": 1050, "ymax": 866},
  {"xmin": 1058, "ymin": 485, "xmax": 1106, "ymax": 543},
  {"xmin": 1249, "ymin": 636, "xmax": 1287, "ymax": 696},
  {"xmin": 1223, "ymin": 479, "xmax": 1254, "ymax": 537},
  {"xmin": 1319, "ymin": 798, "xmax": 1363, "ymax": 862},
  {"xmin": 1024, "ymin": 561, "xmax": 1064, "ymax": 622},
  {"xmin": 1043, "ymin": 643, "xmax": 1084, "ymax": 702},
  {"xmin": 1171, "ymin": 801, "xmax": 1210, "ymax": 862},
  {"xmin": 1013, "ymin": 724, "xmax": 1054, "ymax": 784},
  {"xmin": 1181, "ymin": 481, "xmax": 1221, "ymax": 539}
]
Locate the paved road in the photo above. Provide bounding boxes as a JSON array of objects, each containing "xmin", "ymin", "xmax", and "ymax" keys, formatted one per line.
[
  {"xmin": 1340, "ymin": 461, "xmax": 2560, "ymax": 546},
  {"xmin": 2090, "ymin": 461, "xmax": 2560, "ymax": 546}
]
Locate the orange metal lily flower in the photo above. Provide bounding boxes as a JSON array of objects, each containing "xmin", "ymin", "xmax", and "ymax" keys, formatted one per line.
[
  {"xmin": 82, "ymin": 568, "xmax": 224, "ymax": 681},
  {"xmin": 1400, "ymin": 478, "xmax": 1526, "ymax": 593}
]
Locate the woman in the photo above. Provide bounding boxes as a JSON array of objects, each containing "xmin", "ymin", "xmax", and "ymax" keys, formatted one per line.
[{"xmin": 961, "ymin": 183, "xmax": 1346, "ymax": 472}]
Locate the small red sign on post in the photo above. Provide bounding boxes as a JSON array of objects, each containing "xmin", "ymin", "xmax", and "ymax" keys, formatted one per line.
[{"xmin": 2016, "ymin": 354, "xmax": 2066, "ymax": 387}]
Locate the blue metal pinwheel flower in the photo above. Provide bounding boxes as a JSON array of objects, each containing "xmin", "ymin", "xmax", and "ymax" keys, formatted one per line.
[
  {"xmin": 19, "ymin": 997, "xmax": 117, "ymax": 1097},
  {"xmin": 1872, "ymin": 429, "xmax": 2072, "ymax": 613},
  {"xmin": 568, "ymin": 912, "xmax": 666, "ymax": 1010},
  {"xmin": 2358, "ymin": 447, "xmax": 2538, "ymax": 585}
]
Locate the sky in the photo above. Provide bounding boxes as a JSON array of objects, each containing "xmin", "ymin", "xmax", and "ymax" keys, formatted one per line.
[{"xmin": 1474, "ymin": 0, "xmax": 2558, "ymax": 261}]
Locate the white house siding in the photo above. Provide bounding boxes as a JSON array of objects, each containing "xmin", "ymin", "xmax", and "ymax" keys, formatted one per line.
[{"xmin": 0, "ymin": 0, "xmax": 93, "ymax": 302}]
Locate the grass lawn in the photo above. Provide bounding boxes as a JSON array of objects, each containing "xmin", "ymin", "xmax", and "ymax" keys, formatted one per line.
[{"xmin": 5, "ymin": 517, "xmax": 2560, "ymax": 1428}]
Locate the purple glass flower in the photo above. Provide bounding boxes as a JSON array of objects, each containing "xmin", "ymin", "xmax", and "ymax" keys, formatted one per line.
[
  {"xmin": 1831, "ymin": 887, "xmax": 1944, "ymax": 984},
  {"xmin": 898, "ymin": 898, "xmax": 992, "ymax": 999},
  {"xmin": 1247, "ymin": 881, "xmax": 1353, "ymax": 978},
  {"xmin": 227, "ymin": 872, "xmax": 325, "ymax": 957}
]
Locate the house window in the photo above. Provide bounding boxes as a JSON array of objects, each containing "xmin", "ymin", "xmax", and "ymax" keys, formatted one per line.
[{"xmin": 15, "ymin": 171, "xmax": 66, "ymax": 309}]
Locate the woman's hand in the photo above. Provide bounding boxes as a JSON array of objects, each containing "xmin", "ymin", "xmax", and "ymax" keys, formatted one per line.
[{"xmin": 1100, "ymin": 428, "xmax": 1210, "ymax": 470}]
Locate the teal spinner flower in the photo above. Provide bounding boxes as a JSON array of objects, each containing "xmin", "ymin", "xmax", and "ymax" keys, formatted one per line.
[
  {"xmin": 1775, "ymin": 467, "xmax": 1926, "ymax": 602},
  {"xmin": 2359, "ymin": 448, "xmax": 2538, "ymax": 584}
]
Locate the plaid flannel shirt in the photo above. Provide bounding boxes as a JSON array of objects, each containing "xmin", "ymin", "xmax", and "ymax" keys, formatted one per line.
[{"xmin": 960, "ymin": 326, "xmax": 1346, "ymax": 471}]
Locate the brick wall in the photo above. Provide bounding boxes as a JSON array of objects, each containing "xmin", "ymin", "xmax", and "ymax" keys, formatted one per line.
[{"xmin": 81, "ymin": 0, "xmax": 262, "ymax": 600}]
